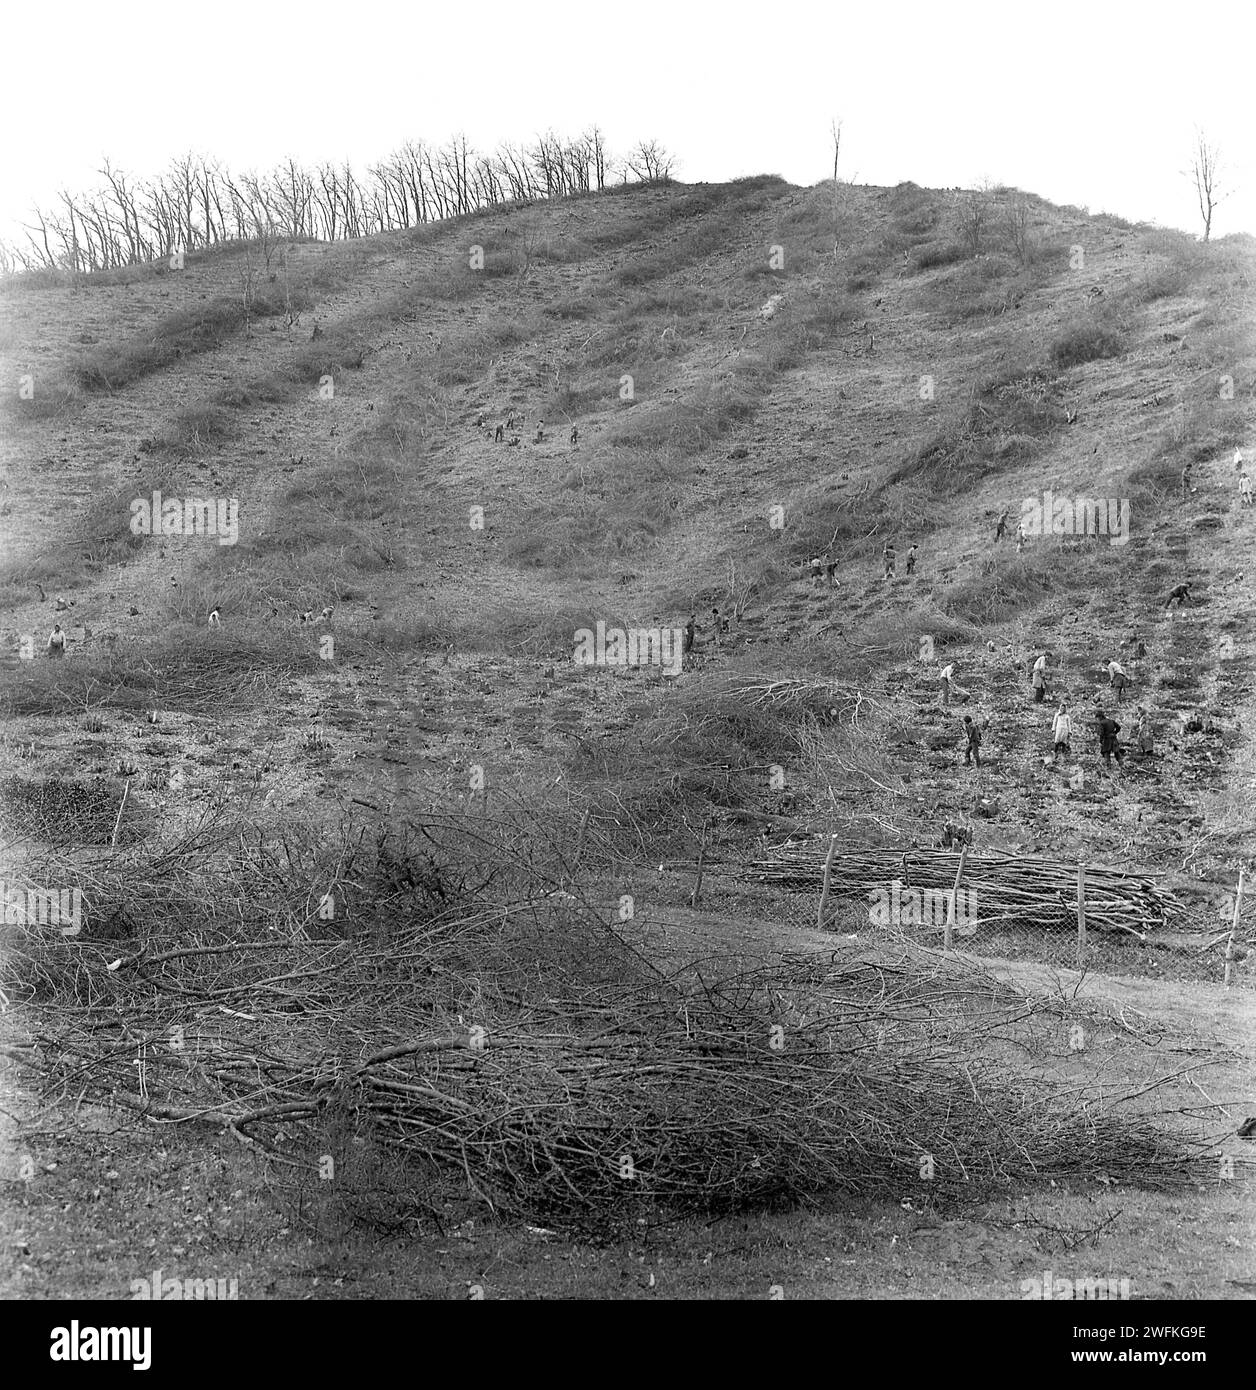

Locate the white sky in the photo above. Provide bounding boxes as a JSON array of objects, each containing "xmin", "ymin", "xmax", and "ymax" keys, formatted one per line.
[{"xmin": 0, "ymin": 0, "xmax": 1252, "ymax": 246}]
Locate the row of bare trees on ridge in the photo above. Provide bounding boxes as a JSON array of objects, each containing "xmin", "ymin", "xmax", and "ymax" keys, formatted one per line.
[{"xmin": 1, "ymin": 131, "xmax": 676, "ymax": 276}]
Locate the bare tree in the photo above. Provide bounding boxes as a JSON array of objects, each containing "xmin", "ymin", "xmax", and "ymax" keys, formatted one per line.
[
  {"xmin": 1187, "ymin": 129, "xmax": 1228, "ymax": 242},
  {"xmin": 240, "ymin": 242, "xmax": 263, "ymax": 336},
  {"xmin": 422, "ymin": 144, "xmax": 449, "ymax": 220},
  {"xmin": 21, "ymin": 208, "xmax": 58, "ymax": 270},
  {"xmin": 494, "ymin": 141, "xmax": 535, "ymax": 203},
  {"xmin": 100, "ymin": 160, "xmax": 148, "ymax": 263},
  {"xmin": 830, "ymin": 118, "xmax": 842, "ymax": 182},
  {"xmin": 396, "ymin": 140, "xmax": 431, "ymax": 221},
  {"xmin": 273, "ymin": 157, "xmax": 314, "ymax": 239},
  {"xmin": 624, "ymin": 140, "xmax": 674, "ymax": 185},
  {"xmin": 957, "ymin": 191, "xmax": 990, "ymax": 256},
  {"xmin": 1003, "ymin": 197, "xmax": 1035, "ymax": 266},
  {"xmin": 56, "ymin": 190, "xmax": 84, "ymax": 272},
  {"xmin": 197, "ymin": 156, "xmax": 228, "ymax": 244},
  {"xmin": 586, "ymin": 126, "xmax": 608, "ymax": 191},
  {"xmin": 530, "ymin": 131, "xmax": 561, "ymax": 198},
  {"xmin": 2, "ymin": 123, "xmax": 662, "ymax": 279}
]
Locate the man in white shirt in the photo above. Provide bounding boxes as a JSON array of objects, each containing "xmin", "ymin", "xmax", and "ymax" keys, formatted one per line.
[
  {"xmin": 1106, "ymin": 659, "xmax": 1129, "ymax": 701},
  {"xmin": 1031, "ymin": 652, "xmax": 1049, "ymax": 703},
  {"xmin": 939, "ymin": 663, "xmax": 970, "ymax": 707}
]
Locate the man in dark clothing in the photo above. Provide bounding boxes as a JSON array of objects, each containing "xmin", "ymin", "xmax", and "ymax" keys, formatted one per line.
[
  {"xmin": 682, "ymin": 615, "xmax": 696, "ymax": 654},
  {"xmin": 905, "ymin": 544, "xmax": 918, "ymax": 576},
  {"xmin": 995, "ymin": 511, "xmax": 1009, "ymax": 542},
  {"xmin": 1095, "ymin": 710, "xmax": 1124, "ymax": 767},
  {"xmin": 1165, "ymin": 582, "xmax": 1195, "ymax": 609},
  {"xmin": 494, "ymin": 423, "xmax": 504, "ymax": 442},
  {"xmin": 962, "ymin": 715, "xmax": 982, "ymax": 768}
]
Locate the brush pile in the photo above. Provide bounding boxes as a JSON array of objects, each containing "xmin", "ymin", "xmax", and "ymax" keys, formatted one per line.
[
  {"xmin": 0, "ymin": 775, "xmax": 131, "ymax": 846},
  {"xmin": 0, "ymin": 633, "xmax": 318, "ymax": 718},
  {"xmin": 8, "ymin": 926, "xmax": 1208, "ymax": 1231},
  {"xmin": 723, "ymin": 676, "xmax": 874, "ymax": 726},
  {"xmin": 1, "ymin": 800, "xmax": 1214, "ymax": 1235},
  {"xmin": 739, "ymin": 844, "xmax": 1184, "ymax": 937}
]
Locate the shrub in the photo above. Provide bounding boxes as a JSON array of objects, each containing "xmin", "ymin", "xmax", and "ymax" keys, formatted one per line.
[
  {"xmin": 1049, "ymin": 317, "xmax": 1126, "ymax": 369},
  {"xmin": 287, "ymin": 329, "xmax": 373, "ymax": 384},
  {"xmin": 167, "ymin": 404, "xmax": 234, "ymax": 451},
  {"xmin": 914, "ymin": 241, "xmax": 966, "ymax": 271},
  {"xmin": 479, "ymin": 249, "xmax": 518, "ymax": 278},
  {"xmin": 1130, "ymin": 263, "xmax": 1192, "ymax": 303},
  {"xmin": 796, "ymin": 288, "xmax": 860, "ymax": 343},
  {"xmin": 916, "ymin": 253, "xmax": 1025, "ymax": 321},
  {"xmin": 956, "ymin": 192, "xmax": 995, "ymax": 255}
]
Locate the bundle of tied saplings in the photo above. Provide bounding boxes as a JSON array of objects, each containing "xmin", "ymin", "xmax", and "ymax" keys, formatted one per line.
[{"xmin": 741, "ymin": 843, "xmax": 1182, "ymax": 938}]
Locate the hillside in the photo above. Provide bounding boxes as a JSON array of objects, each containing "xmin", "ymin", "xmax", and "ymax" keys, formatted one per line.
[
  {"xmin": 2, "ymin": 176, "xmax": 1254, "ymax": 1300},
  {"xmin": 2, "ymin": 177, "xmax": 1253, "ymax": 924}
]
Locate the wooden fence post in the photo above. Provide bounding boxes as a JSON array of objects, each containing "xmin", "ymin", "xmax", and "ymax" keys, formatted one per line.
[
  {"xmin": 1224, "ymin": 866, "xmax": 1246, "ymax": 988},
  {"xmin": 944, "ymin": 845, "xmax": 968, "ymax": 952},
  {"xmin": 111, "ymin": 777, "xmax": 131, "ymax": 849},
  {"xmin": 1076, "ymin": 865, "xmax": 1087, "ymax": 966},
  {"xmin": 690, "ymin": 819, "xmax": 709, "ymax": 908},
  {"xmin": 818, "ymin": 834, "xmax": 838, "ymax": 931}
]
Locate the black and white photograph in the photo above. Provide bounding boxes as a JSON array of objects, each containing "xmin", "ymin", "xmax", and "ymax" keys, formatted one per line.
[{"xmin": 0, "ymin": 0, "xmax": 1252, "ymax": 1341}]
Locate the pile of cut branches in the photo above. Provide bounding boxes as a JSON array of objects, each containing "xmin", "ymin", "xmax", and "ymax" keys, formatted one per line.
[
  {"xmin": 722, "ymin": 676, "xmax": 876, "ymax": 727},
  {"xmin": 1, "ymin": 802, "xmax": 1217, "ymax": 1235}
]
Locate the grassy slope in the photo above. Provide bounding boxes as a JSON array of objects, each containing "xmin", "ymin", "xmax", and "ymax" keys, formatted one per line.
[{"xmin": 1, "ymin": 177, "xmax": 1253, "ymax": 1298}]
